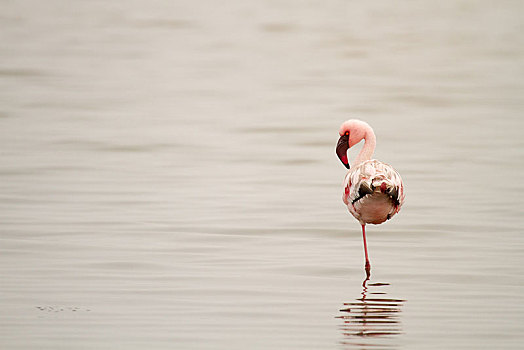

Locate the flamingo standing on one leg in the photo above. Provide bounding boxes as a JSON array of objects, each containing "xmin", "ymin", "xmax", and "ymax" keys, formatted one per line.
[{"xmin": 335, "ymin": 119, "xmax": 405, "ymax": 277}]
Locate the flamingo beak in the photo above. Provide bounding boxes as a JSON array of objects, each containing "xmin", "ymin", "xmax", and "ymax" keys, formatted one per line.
[{"xmin": 336, "ymin": 134, "xmax": 350, "ymax": 169}]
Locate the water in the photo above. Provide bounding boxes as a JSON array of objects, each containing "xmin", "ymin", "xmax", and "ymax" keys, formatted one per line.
[{"xmin": 1, "ymin": 1, "xmax": 524, "ymax": 349}]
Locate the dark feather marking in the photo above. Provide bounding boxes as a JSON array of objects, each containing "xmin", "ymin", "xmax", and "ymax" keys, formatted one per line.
[
  {"xmin": 352, "ymin": 182, "xmax": 374, "ymax": 204},
  {"xmin": 386, "ymin": 186, "xmax": 400, "ymax": 206}
]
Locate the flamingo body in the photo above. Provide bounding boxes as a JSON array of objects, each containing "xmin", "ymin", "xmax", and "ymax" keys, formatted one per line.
[{"xmin": 343, "ymin": 159, "xmax": 404, "ymax": 225}]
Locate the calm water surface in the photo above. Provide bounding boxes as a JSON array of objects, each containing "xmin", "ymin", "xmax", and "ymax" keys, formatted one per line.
[{"xmin": 1, "ymin": 1, "xmax": 524, "ymax": 349}]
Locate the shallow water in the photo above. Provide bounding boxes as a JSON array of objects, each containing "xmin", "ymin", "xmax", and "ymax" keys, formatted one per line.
[{"xmin": 1, "ymin": 1, "xmax": 524, "ymax": 349}]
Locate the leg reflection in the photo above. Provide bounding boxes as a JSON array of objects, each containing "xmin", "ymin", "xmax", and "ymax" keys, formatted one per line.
[{"xmin": 337, "ymin": 277, "xmax": 405, "ymax": 347}]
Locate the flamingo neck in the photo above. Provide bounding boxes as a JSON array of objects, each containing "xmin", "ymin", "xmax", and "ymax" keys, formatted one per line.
[{"xmin": 354, "ymin": 128, "xmax": 376, "ymax": 166}]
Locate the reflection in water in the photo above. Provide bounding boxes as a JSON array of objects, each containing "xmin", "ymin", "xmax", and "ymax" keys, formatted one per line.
[{"xmin": 337, "ymin": 278, "xmax": 405, "ymax": 348}]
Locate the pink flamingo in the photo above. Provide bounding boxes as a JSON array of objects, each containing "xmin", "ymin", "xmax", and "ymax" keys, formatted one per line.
[{"xmin": 336, "ymin": 120, "xmax": 405, "ymax": 276}]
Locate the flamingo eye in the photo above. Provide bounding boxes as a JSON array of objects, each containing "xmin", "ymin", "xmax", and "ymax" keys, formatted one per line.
[{"xmin": 344, "ymin": 131, "xmax": 349, "ymax": 136}]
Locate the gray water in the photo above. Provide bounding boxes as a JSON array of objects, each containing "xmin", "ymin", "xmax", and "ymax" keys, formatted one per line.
[{"xmin": 1, "ymin": 1, "xmax": 524, "ymax": 349}]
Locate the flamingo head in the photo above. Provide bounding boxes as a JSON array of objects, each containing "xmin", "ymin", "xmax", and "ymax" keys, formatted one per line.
[{"xmin": 336, "ymin": 119, "xmax": 370, "ymax": 169}]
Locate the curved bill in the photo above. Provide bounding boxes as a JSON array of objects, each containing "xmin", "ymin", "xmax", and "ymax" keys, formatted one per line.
[{"xmin": 336, "ymin": 134, "xmax": 350, "ymax": 169}]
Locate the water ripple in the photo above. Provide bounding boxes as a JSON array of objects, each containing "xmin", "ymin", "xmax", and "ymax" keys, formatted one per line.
[{"xmin": 337, "ymin": 279, "xmax": 405, "ymax": 348}]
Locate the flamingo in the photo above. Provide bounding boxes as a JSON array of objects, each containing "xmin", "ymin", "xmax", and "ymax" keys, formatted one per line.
[{"xmin": 335, "ymin": 119, "xmax": 405, "ymax": 277}]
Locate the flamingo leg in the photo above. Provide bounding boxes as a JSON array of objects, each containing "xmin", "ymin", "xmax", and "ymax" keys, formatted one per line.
[{"xmin": 362, "ymin": 224, "xmax": 371, "ymax": 277}]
